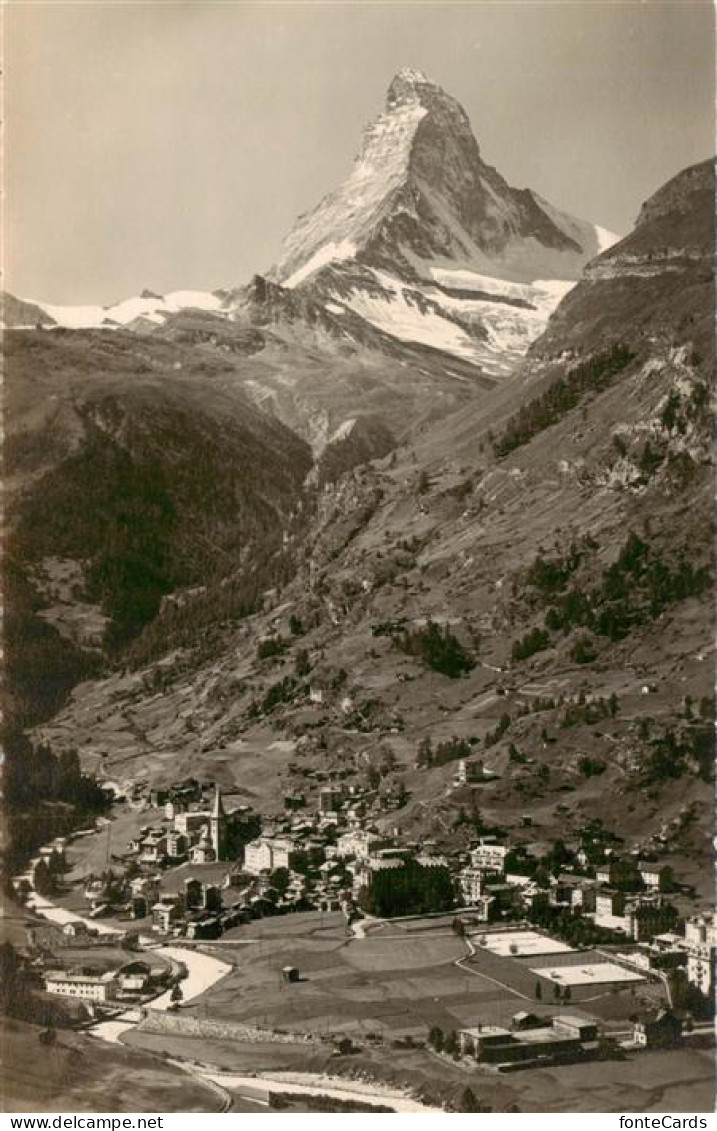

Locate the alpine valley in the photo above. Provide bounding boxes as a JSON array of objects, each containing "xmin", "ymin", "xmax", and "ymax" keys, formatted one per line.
[{"xmin": 2, "ymin": 70, "xmax": 714, "ymax": 1110}]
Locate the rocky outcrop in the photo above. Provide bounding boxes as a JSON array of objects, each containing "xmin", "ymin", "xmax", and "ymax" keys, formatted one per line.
[{"xmin": 531, "ymin": 159, "xmax": 714, "ymax": 363}]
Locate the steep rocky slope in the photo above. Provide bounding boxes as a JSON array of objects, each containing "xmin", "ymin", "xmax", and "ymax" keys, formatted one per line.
[
  {"xmin": 4, "ymin": 328, "xmax": 312, "ymax": 728},
  {"xmin": 33, "ymin": 159, "xmax": 713, "ymax": 891}
]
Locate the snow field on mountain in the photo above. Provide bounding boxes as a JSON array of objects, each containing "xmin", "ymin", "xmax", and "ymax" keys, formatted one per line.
[
  {"xmin": 37, "ymin": 289, "xmax": 223, "ymax": 329},
  {"xmin": 341, "ymin": 281, "xmax": 483, "ymax": 362}
]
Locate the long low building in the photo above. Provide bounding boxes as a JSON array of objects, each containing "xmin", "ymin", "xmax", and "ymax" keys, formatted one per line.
[
  {"xmin": 459, "ymin": 1014, "xmax": 597, "ymax": 1066},
  {"xmin": 45, "ymin": 970, "xmax": 117, "ymax": 1002}
]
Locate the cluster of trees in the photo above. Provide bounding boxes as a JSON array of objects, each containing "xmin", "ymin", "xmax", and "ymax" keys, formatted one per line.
[
  {"xmin": 571, "ymin": 635, "xmax": 598, "ymax": 664},
  {"xmin": 534, "ymin": 980, "xmax": 572, "ymax": 1003},
  {"xmin": 13, "ymin": 398, "xmax": 307, "ymax": 657},
  {"xmin": 640, "ymin": 724, "xmax": 713, "ymax": 785},
  {"xmin": 4, "ymin": 737, "xmax": 105, "ymax": 813},
  {"xmin": 428, "ymin": 1025, "xmax": 459, "ymax": 1056},
  {"xmin": 614, "ymin": 378, "xmax": 710, "ymax": 483},
  {"xmin": 357, "ymin": 859, "xmax": 455, "ymax": 918},
  {"xmin": 493, "ymin": 345, "xmax": 636, "ymax": 456},
  {"xmin": 560, "ymin": 693, "xmax": 619, "ymax": 729},
  {"xmin": 256, "ymin": 636, "xmax": 288, "ymax": 661},
  {"xmin": 4, "ymin": 731, "xmax": 110, "ymax": 872},
  {"xmin": 3, "ymin": 553, "xmax": 102, "ymax": 730},
  {"xmin": 669, "ymin": 970, "xmax": 713, "ymax": 1020},
  {"xmin": 593, "ymin": 533, "xmax": 710, "ymax": 637},
  {"xmin": 395, "ymin": 620, "xmax": 475, "ymax": 678},
  {"xmin": 519, "ymin": 532, "xmax": 710, "ymax": 656},
  {"xmin": 527, "ymin": 900, "xmax": 630, "ymax": 948},
  {"xmin": 577, "ymin": 755, "xmax": 607, "ymax": 778},
  {"xmin": 247, "ymin": 675, "xmax": 300, "ymax": 718},
  {"xmin": 224, "ymin": 811, "xmax": 262, "ymax": 859},
  {"xmin": 511, "ymin": 628, "xmax": 550, "ymax": 663},
  {"xmin": 484, "ymin": 712, "xmax": 511, "ymax": 748},
  {"xmin": 128, "ymin": 543, "xmax": 298, "ymax": 670},
  {"xmin": 415, "ymin": 735, "xmax": 473, "ymax": 768},
  {"xmin": 524, "ymin": 544, "xmax": 587, "ymax": 596}
]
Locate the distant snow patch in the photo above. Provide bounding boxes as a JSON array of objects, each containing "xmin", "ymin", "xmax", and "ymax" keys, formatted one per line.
[
  {"xmin": 329, "ymin": 418, "xmax": 357, "ymax": 443},
  {"xmin": 39, "ymin": 303, "xmax": 107, "ymax": 329},
  {"xmin": 36, "ymin": 290, "xmax": 223, "ymax": 329},
  {"xmin": 594, "ymin": 224, "xmax": 620, "ymax": 253}
]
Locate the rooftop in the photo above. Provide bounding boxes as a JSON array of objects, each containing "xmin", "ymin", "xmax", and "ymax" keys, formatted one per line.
[{"xmin": 46, "ymin": 970, "xmax": 116, "ymax": 984}]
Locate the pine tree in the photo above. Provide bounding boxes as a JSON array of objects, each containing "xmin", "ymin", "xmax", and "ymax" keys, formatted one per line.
[{"xmin": 458, "ymin": 1087, "xmax": 481, "ymax": 1112}]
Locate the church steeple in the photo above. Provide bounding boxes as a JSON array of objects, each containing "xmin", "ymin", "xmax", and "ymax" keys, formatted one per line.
[{"xmin": 210, "ymin": 784, "xmax": 225, "ymax": 860}]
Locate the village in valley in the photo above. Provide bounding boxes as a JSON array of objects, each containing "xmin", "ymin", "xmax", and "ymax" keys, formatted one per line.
[{"xmin": 9, "ymin": 748, "xmax": 713, "ymax": 1107}]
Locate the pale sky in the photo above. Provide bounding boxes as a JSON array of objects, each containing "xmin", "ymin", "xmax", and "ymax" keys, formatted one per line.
[{"xmin": 5, "ymin": 1, "xmax": 715, "ymax": 305}]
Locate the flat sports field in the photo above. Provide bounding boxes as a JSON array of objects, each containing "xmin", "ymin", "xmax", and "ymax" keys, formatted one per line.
[
  {"xmin": 473, "ymin": 929, "xmax": 574, "ymax": 957},
  {"xmin": 530, "ymin": 961, "xmax": 645, "ymax": 986}
]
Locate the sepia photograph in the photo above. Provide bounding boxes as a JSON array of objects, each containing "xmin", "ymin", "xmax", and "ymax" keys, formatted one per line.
[{"xmin": 2, "ymin": 0, "xmax": 715, "ymax": 1118}]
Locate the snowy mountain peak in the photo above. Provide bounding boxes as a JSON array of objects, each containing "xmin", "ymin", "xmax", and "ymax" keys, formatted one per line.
[
  {"xmin": 391, "ymin": 65, "xmax": 431, "ymax": 85},
  {"xmin": 272, "ymin": 70, "xmax": 616, "ymax": 291},
  {"xmin": 386, "ymin": 67, "xmax": 440, "ymax": 106},
  {"xmin": 268, "ymin": 70, "xmax": 620, "ymax": 376}
]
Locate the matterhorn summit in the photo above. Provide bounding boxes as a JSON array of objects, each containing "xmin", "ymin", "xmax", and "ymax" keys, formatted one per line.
[
  {"xmin": 268, "ymin": 68, "xmax": 617, "ymax": 374},
  {"xmin": 273, "ymin": 67, "xmax": 615, "ymax": 290}
]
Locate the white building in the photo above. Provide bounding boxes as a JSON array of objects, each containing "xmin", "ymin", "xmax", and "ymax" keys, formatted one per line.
[
  {"xmin": 684, "ymin": 914, "xmax": 716, "ymax": 996},
  {"xmin": 190, "ymin": 828, "xmax": 215, "ymax": 864},
  {"xmin": 165, "ymin": 830, "xmax": 189, "ymax": 858},
  {"xmin": 470, "ymin": 839, "xmax": 508, "ymax": 874},
  {"xmin": 61, "ymin": 921, "xmax": 89, "ymax": 940},
  {"xmin": 45, "ymin": 970, "xmax": 116, "ymax": 1002},
  {"xmin": 139, "ymin": 831, "xmax": 168, "ymax": 863},
  {"xmin": 458, "ymin": 866, "xmax": 485, "ymax": 905},
  {"xmin": 336, "ymin": 830, "xmax": 390, "ymax": 861},
  {"xmin": 244, "ymin": 837, "xmax": 294, "ymax": 874},
  {"xmin": 594, "ymin": 890, "xmax": 630, "ymax": 933}
]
